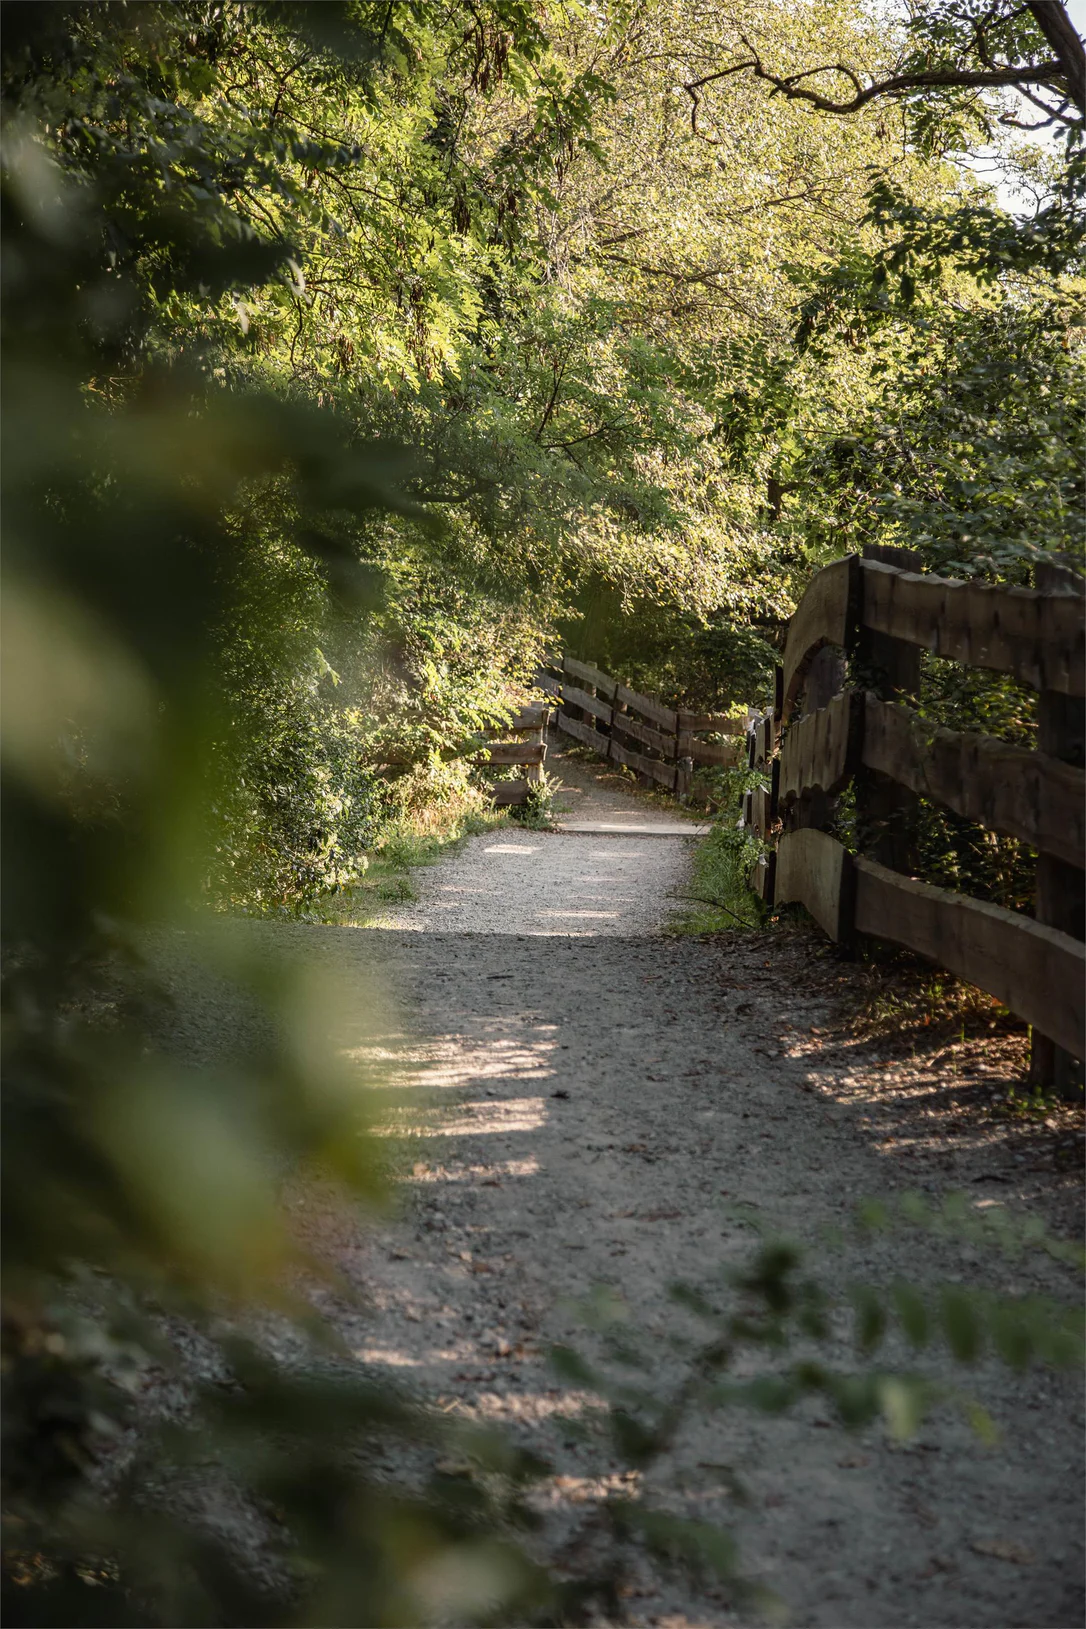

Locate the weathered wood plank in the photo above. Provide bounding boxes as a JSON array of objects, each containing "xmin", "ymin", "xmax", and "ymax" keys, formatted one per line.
[
  {"xmin": 563, "ymin": 656, "xmax": 617, "ymax": 697},
  {"xmin": 676, "ymin": 712, "xmax": 746, "ymax": 733},
  {"xmin": 679, "ymin": 736, "xmax": 740, "ymax": 767},
  {"xmin": 510, "ymin": 704, "xmax": 547, "ymax": 730},
  {"xmin": 646, "ymin": 756, "xmax": 678, "ymax": 790},
  {"xmin": 774, "ymin": 829, "xmax": 855, "ymax": 942},
  {"xmin": 747, "ymin": 710, "xmax": 777, "ymax": 771},
  {"xmin": 782, "ymin": 556, "xmax": 860, "ymax": 721},
  {"xmin": 802, "ymin": 644, "xmax": 848, "ymax": 714},
  {"xmin": 855, "ymin": 550, "xmax": 922, "ymax": 872},
  {"xmin": 860, "ymin": 561, "xmax": 1086, "ymax": 697},
  {"xmin": 778, "ymin": 692, "xmax": 862, "ymax": 805},
  {"xmin": 610, "ymin": 737, "xmax": 676, "ymax": 788},
  {"xmin": 476, "ymin": 741, "xmax": 547, "ymax": 766},
  {"xmin": 488, "ymin": 778, "xmax": 530, "ymax": 805},
  {"xmin": 862, "ymin": 699, "xmax": 1085, "ymax": 868},
  {"xmin": 611, "ymin": 737, "xmax": 648, "ymax": 777},
  {"xmin": 752, "ymin": 783, "xmax": 776, "ymax": 840},
  {"xmin": 854, "ymin": 856, "xmax": 1085, "ymax": 1057},
  {"xmin": 560, "ymin": 682, "xmax": 614, "ymax": 726},
  {"xmin": 750, "ymin": 852, "xmax": 776, "ymax": 904},
  {"xmin": 614, "ymin": 683, "xmax": 678, "ymax": 733},
  {"xmin": 536, "ymin": 673, "xmax": 562, "ymax": 697},
  {"xmin": 614, "ymin": 713, "xmax": 675, "ymax": 756},
  {"xmin": 1029, "ymin": 561, "xmax": 1085, "ymax": 1091},
  {"xmin": 556, "ymin": 713, "xmax": 610, "ymax": 755}
]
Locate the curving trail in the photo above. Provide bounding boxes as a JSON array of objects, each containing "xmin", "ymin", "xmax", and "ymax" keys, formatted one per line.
[
  {"xmin": 156, "ymin": 741, "xmax": 1084, "ymax": 1627},
  {"xmin": 330, "ymin": 741, "xmax": 1081, "ymax": 1627}
]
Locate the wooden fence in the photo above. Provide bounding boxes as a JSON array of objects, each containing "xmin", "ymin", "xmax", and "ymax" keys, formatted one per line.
[
  {"xmin": 741, "ymin": 546, "xmax": 1085, "ymax": 1086},
  {"xmin": 537, "ymin": 656, "xmax": 750, "ymax": 796},
  {"xmin": 472, "ymin": 705, "xmax": 548, "ymax": 805}
]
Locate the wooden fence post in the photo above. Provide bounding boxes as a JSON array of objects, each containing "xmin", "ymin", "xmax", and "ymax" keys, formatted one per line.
[
  {"xmin": 580, "ymin": 666, "xmax": 595, "ymax": 732},
  {"xmin": 786, "ymin": 645, "xmax": 846, "ymax": 835},
  {"xmin": 1029, "ymin": 561, "xmax": 1085, "ymax": 1097},
  {"xmin": 855, "ymin": 544, "xmax": 922, "ymax": 871}
]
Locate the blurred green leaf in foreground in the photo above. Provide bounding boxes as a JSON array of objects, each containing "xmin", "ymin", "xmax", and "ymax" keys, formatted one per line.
[{"xmin": 0, "ymin": 5, "xmax": 555, "ymax": 1623}]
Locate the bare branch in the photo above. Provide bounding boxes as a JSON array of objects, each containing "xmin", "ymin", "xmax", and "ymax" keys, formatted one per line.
[{"xmin": 682, "ymin": 10, "xmax": 1080, "ymax": 137}]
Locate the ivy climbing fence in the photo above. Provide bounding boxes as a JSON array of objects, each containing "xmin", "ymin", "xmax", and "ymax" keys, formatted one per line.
[{"xmin": 741, "ymin": 545, "xmax": 1085, "ymax": 1092}]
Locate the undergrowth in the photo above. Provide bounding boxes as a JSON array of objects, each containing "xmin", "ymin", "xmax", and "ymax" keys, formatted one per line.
[
  {"xmin": 310, "ymin": 803, "xmax": 507, "ymax": 925},
  {"xmin": 508, "ymin": 769, "xmax": 562, "ymax": 830},
  {"xmin": 671, "ymin": 767, "xmax": 770, "ymax": 935}
]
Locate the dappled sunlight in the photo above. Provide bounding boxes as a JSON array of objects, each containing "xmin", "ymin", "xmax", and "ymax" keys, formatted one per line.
[
  {"xmin": 419, "ymin": 1096, "xmax": 550, "ymax": 1138},
  {"xmin": 539, "ymin": 909, "xmax": 621, "ymax": 920},
  {"xmin": 352, "ymin": 1344, "xmax": 432, "ymax": 1367},
  {"xmin": 372, "ymin": 830, "xmax": 692, "ymax": 935},
  {"xmin": 435, "ymin": 1389, "xmax": 604, "ymax": 1428},
  {"xmin": 342, "ymin": 1028, "xmax": 557, "ymax": 1090},
  {"xmin": 414, "ymin": 1034, "xmax": 558, "ymax": 1090},
  {"xmin": 411, "ymin": 1156, "xmax": 542, "ymax": 1184},
  {"xmin": 776, "ymin": 1006, "xmax": 1081, "ymax": 1195}
]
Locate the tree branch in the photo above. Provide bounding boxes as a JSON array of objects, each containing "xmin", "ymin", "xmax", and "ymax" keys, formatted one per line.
[
  {"xmin": 1025, "ymin": 0, "xmax": 1085, "ymax": 111},
  {"xmin": 686, "ymin": 55, "xmax": 1066, "ymax": 126}
]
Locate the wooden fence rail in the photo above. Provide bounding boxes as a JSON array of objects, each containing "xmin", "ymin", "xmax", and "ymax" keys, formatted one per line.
[
  {"xmin": 743, "ymin": 548, "xmax": 1085, "ymax": 1086},
  {"xmin": 538, "ymin": 656, "xmax": 751, "ymax": 796},
  {"xmin": 472, "ymin": 704, "xmax": 548, "ymax": 805}
]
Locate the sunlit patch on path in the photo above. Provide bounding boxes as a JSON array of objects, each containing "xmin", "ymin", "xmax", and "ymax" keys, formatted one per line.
[{"xmin": 309, "ymin": 742, "xmax": 1086, "ymax": 1628}]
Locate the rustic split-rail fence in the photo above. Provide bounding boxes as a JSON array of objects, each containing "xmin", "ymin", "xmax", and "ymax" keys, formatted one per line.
[
  {"xmin": 536, "ymin": 655, "xmax": 750, "ymax": 793},
  {"xmin": 741, "ymin": 546, "xmax": 1084, "ymax": 1090},
  {"xmin": 472, "ymin": 662, "xmax": 749, "ymax": 806},
  {"xmin": 472, "ymin": 704, "xmax": 549, "ymax": 805},
  {"xmin": 478, "ymin": 551, "xmax": 1083, "ymax": 1088}
]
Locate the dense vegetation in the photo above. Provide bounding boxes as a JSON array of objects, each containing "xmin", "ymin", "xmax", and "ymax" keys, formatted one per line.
[
  {"xmin": 7, "ymin": 0, "xmax": 1080, "ymax": 912},
  {"xmin": 2, "ymin": 2, "xmax": 1082, "ymax": 1623}
]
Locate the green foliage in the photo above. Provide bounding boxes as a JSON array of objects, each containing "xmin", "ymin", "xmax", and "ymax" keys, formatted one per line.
[
  {"xmin": 671, "ymin": 802, "xmax": 767, "ymax": 935},
  {"xmin": 543, "ymin": 1198, "xmax": 1082, "ymax": 1613},
  {"xmin": 793, "ymin": 290, "xmax": 1084, "ymax": 582},
  {"xmin": 4, "ymin": 0, "xmax": 1082, "ymax": 1620},
  {"xmin": 508, "ymin": 770, "xmax": 561, "ymax": 830}
]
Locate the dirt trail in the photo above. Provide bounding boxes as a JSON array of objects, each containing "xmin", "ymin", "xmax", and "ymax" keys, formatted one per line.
[
  {"xmin": 329, "ymin": 744, "xmax": 1079, "ymax": 1627},
  {"xmin": 157, "ymin": 744, "xmax": 1084, "ymax": 1626},
  {"xmin": 376, "ymin": 744, "xmax": 703, "ymax": 937}
]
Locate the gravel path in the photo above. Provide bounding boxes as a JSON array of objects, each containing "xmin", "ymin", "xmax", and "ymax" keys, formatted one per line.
[
  {"xmin": 342, "ymin": 747, "xmax": 1080, "ymax": 1625},
  {"xmin": 153, "ymin": 746, "xmax": 1084, "ymax": 1626},
  {"xmin": 378, "ymin": 742, "xmax": 706, "ymax": 936}
]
